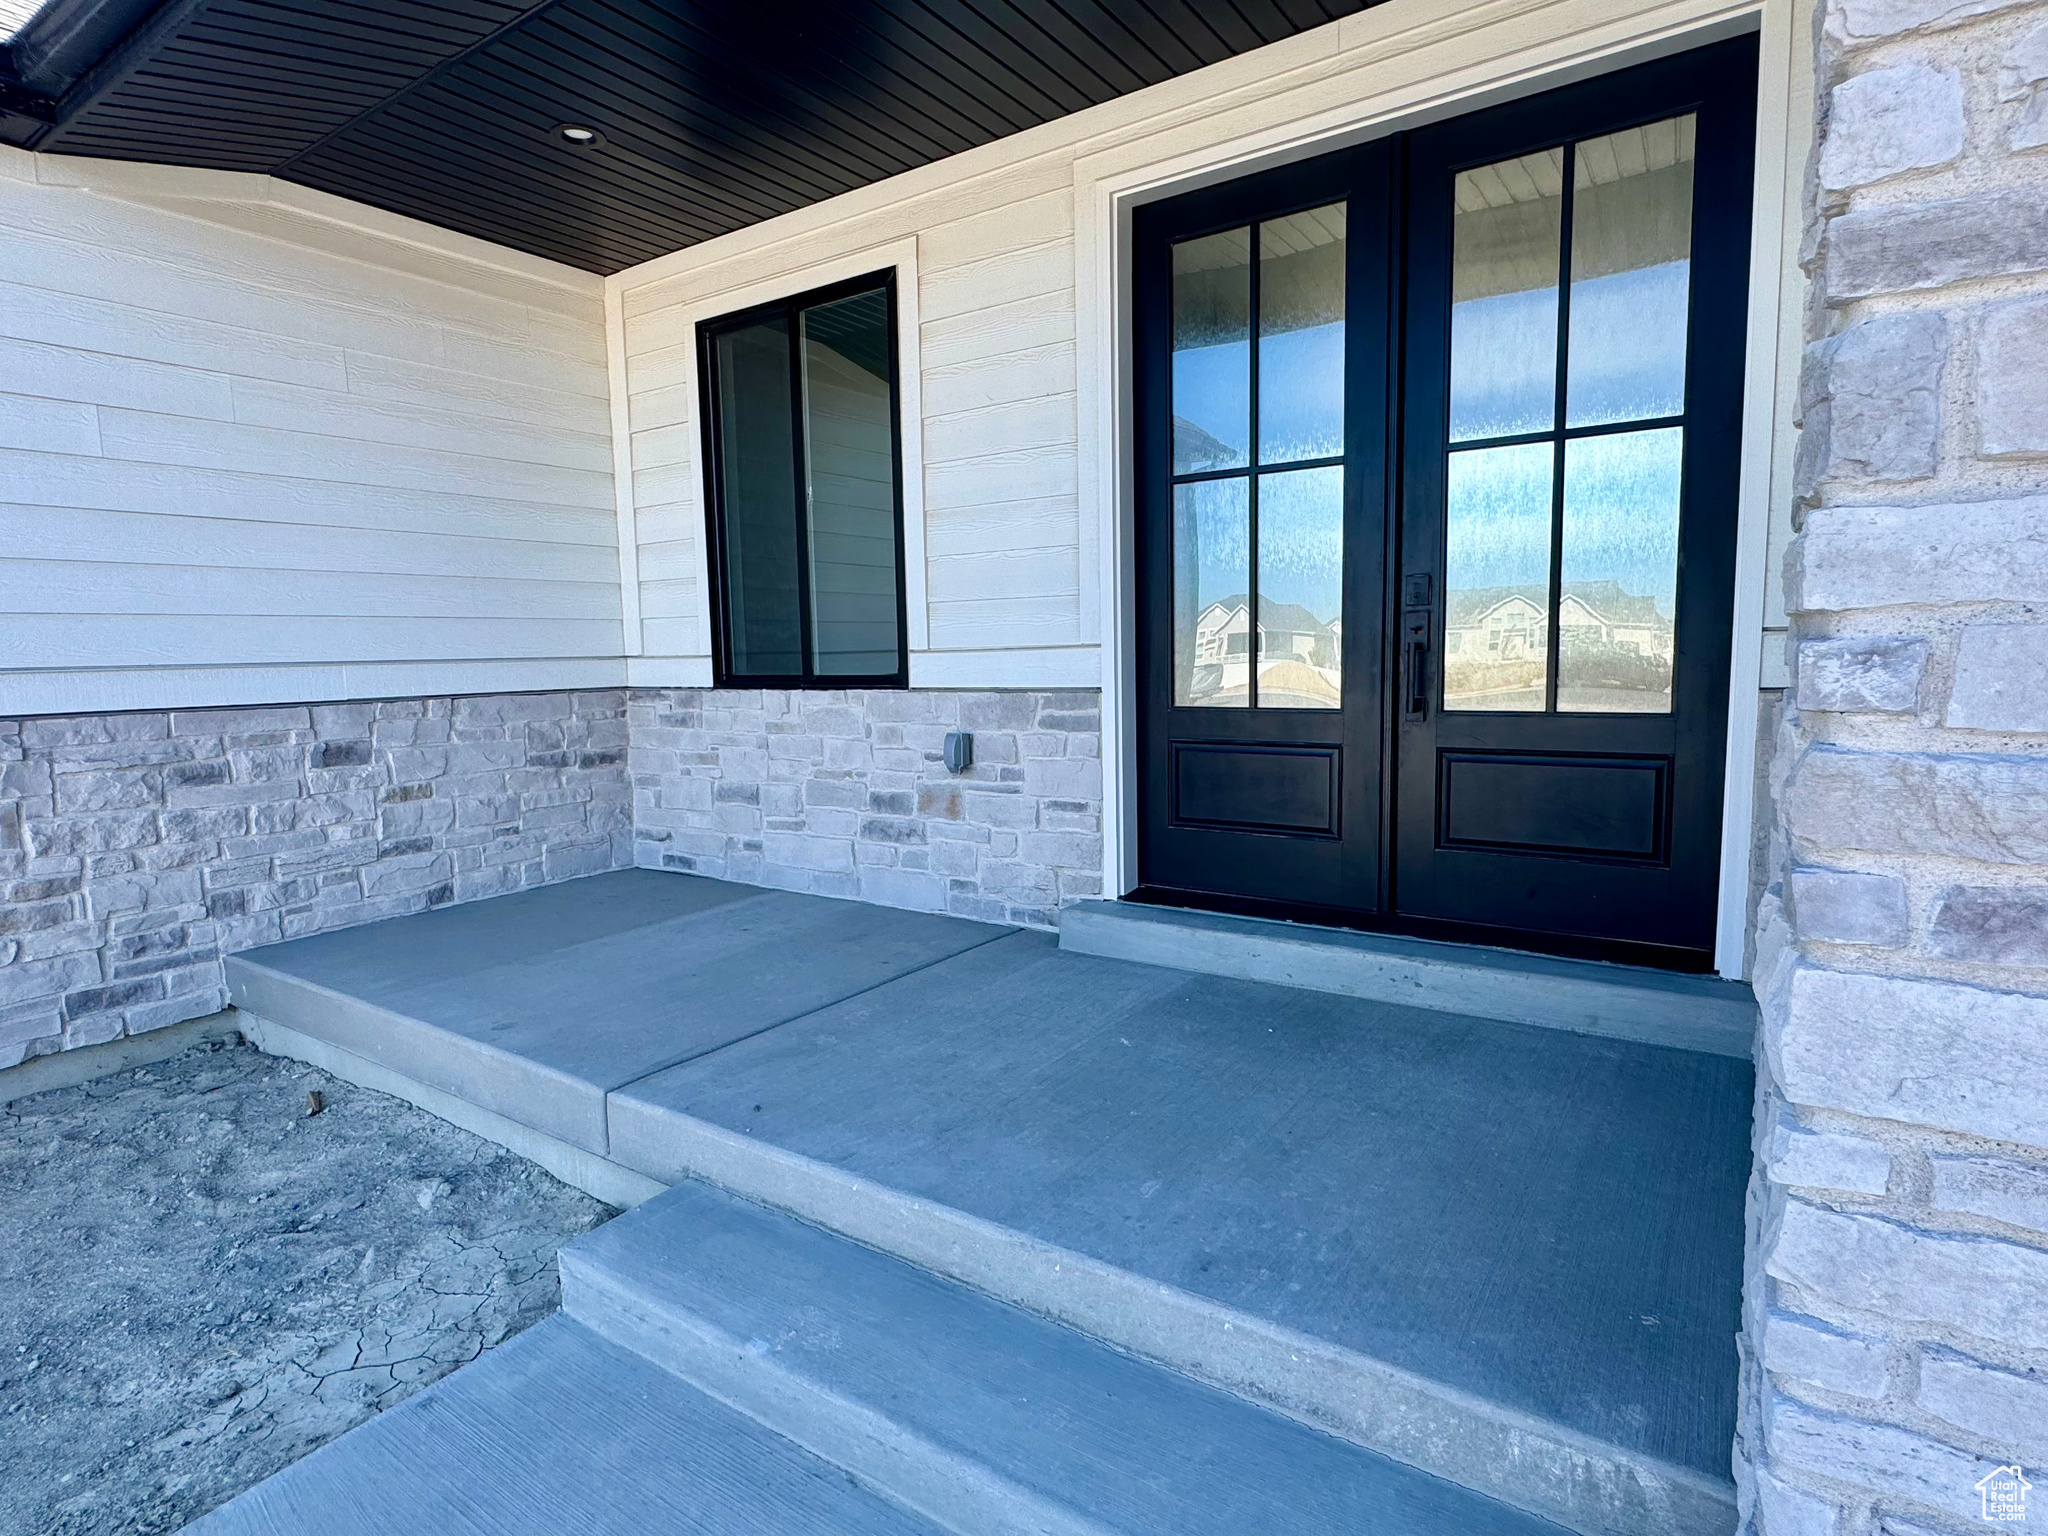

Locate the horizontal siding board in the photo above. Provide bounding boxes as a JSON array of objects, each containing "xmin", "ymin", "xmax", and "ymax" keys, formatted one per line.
[
  {"xmin": 627, "ymin": 382, "xmax": 695, "ymax": 433},
  {"xmin": 0, "ymin": 395, "xmax": 102, "ymax": 456},
  {"xmin": 228, "ymin": 377, "xmax": 612, "ymax": 471},
  {"xmin": 10, "ymin": 615, "xmax": 623, "ymax": 670},
  {"xmin": 637, "ymin": 576, "xmax": 700, "ymax": 617},
  {"xmin": 341, "ymin": 350, "xmax": 609, "ymax": 428},
  {"xmin": 638, "ymin": 617, "xmax": 707, "ymax": 655},
  {"xmin": 0, "ymin": 280, "xmax": 350, "ymax": 390},
  {"xmin": 920, "ymin": 291, "xmax": 1076, "ymax": 371},
  {"xmin": 7, "ymin": 503, "xmax": 620, "ymax": 582},
  {"xmin": 921, "ymin": 341, "xmax": 1076, "ymax": 416},
  {"xmin": 1, "ymin": 559, "xmax": 619, "ymax": 621},
  {"xmin": 95, "ymin": 406, "xmax": 613, "ymax": 506},
  {"xmin": 629, "ymin": 422, "xmax": 694, "ymax": 469},
  {"xmin": 3, "ymin": 451, "xmax": 613, "ymax": 545}
]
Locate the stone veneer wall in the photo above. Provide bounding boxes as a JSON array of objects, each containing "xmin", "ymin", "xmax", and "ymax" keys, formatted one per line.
[
  {"xmin": 629, "ymin": 688, "xmax": 1103, "ymax": 928},
  {"xmin": 0, "ymin": 693, "xmax": 632, "ymax": 1071},
  {"xmin": 1742, "ymin": 1, "xmax": 2048, "ymax": 1531}
]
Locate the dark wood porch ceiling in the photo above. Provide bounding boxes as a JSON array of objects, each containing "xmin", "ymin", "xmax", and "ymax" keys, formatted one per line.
[{"xmin": 2, "ymin": 0, "xmax": 1375, "ymax": 274}]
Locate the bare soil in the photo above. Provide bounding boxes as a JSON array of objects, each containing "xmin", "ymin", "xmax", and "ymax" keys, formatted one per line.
[{"xmin": 0, "ymin": 1038, "xmax": 614, "ymax": 1536}]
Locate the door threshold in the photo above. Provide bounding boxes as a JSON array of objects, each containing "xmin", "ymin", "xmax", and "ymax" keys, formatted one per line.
[
  {"xmin": 1065, "ymin": 895, "xmax": 1756, "ymax": 1058},
  {"xmin": 1126, "ymin": 882, "xmax": 1718, "ymax": 973}
]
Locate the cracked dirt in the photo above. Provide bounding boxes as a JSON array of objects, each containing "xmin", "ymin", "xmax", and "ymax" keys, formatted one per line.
[{"xmin": 0, "ymin": 1038, "xmax": 615, "ymax": 1536}]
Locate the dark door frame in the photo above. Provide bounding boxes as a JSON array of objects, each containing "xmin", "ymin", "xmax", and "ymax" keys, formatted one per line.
[{"xmin": 1120, "ymin": 33, "xmax": 1761, "ymax": 974}]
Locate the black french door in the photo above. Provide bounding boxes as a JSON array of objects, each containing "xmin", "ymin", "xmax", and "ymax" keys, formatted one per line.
[{"xmin": 1134, "ymin": 37, "xmax": 1757, "ymax": 970}]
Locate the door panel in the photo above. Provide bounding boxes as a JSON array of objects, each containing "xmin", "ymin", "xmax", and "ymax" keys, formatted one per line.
[
  {"xmin": 1136, "ymin": 142, "xmax": 1393, "ymax": 912},
  {"xmin": 1394, "ymin": 41, "xmax": 1757, "ymax": 966},
  {"xmin": 1134, "ymin": 37, "xmax": 1757, "ymax": 970}
]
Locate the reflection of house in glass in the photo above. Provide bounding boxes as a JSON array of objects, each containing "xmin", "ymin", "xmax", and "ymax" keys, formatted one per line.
[
  {"xmin": 1188, "ymin": 596, "xmax": 1342, "ymax": 707},
  {"xmin": 1443, "ymin": 581, "xmax": 1674, "ymax": 712}
]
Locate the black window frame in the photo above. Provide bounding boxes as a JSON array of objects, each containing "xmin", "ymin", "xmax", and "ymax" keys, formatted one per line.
[{"xmin": 698, "ymin": 268, "xmax": 910, "ymax": 689}]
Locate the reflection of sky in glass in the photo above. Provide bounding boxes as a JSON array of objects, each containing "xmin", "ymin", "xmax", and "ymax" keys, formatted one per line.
[
  {"xmin": 1258, "ymin": 466, "xmax": 1344, "ymax": 625},
  {"xmin": 1178, "ymin": 476, "xmax": 1249, "ymax": 604},
  {"xmin": 1173, "ymin": 342, "xmax": 1249, "ymax": 470},
  {"xmin": 1450, "ymin": 287, "xmax": 1556, "ymax": 442},
  {"xmin": 1561, "ymin": 427, "xmax": 1683, "ymax": 617},
  {"xmin": 1256, "ymin": 323, "xmax": 1344, "ymax": 464},
  {"xmin": 1568, "ymin": 263, "xmax": 1690, "ymax": 427},
  {"xmin": 1450, "ymin": 265, "xmax": 1690, "ymax": 442},
  {"xmin": 1445, "ymin": 442, "xmax": 1553, "ymax": 592}
]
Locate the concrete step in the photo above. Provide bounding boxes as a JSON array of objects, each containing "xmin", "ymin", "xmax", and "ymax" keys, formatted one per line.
[
  {"xmin": 559, "ymin": 1177, "xmax": 1570, "ymax": 1536},
  {"xmin": 179, "ymin": 1314, "xmax": 950, "ymax": 1536},
  {"xmin": 1058, "ymin": 900, "xmax": 1758, "ymax": 1057}
]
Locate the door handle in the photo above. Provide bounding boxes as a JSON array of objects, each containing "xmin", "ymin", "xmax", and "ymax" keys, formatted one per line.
[{"xmin": 1403, "ymin": 609, "xmax": 1431, "ymax": 719}]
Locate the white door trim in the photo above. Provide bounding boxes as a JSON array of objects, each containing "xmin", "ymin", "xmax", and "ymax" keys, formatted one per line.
[{"xmin": 1073, "ymin": 0, "xmax": 1802, "ymax": 978}]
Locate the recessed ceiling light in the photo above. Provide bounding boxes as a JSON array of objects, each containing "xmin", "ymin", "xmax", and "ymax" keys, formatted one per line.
[{"xmin": 555, "ymin": 124, "xmax": 604, "ymax": 148}]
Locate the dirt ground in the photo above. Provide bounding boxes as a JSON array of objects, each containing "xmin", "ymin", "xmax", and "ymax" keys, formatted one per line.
[{"xmin": 0, "ymin": 1038, "xmax": 615, "ymax": 1536}]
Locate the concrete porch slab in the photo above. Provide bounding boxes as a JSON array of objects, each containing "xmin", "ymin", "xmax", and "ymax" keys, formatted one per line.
[
  {"xmin": 225, "ymin": 870, "xmax": 1009, "ymax": 1154},
  {"xmin": 221, "ymin": 869, "xmax": 1751, "ymax": 1536}
]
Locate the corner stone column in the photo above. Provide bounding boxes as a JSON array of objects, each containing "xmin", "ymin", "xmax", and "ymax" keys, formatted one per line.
[{"xmin": 1742, "ymin": 1, "xmax": 2048, "ymax": 1531}]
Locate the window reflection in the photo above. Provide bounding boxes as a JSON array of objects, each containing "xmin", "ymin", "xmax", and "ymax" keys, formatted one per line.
[
  {"xmin": 1558, "ymin": 428, "xmax": 1682, "ymax": 712},
  {"xmin": 1258, "ymin": 205, "xmax": 1346, "ymax": 465},
  {"xmin": 1449, "ymin": 149, "xmax": 1564, "ymax": 443},
  {"xmin": 1442, "ymin": 442, "xmax": 1553, "ymax": 712},
  {"xmin": 1256, "ymin": 466, "xmax": 1344, "ymax": 709},
  {"xmin": 1172, "ymin": 229, "xmax": 1251, "ymax": 473},
  {"xmin": 1567, "ymin": 116, "xmax": 1695, "ymax": 429},
  {"xmin": 1173, "ymin": 478, "xmax": 1251, "ymax": 707}
]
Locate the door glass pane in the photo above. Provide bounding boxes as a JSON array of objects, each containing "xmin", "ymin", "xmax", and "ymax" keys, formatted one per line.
[
  {"xmin": 1256, "ymin": 465, "xmax": 1344, "ymax": 709},
  {"xmin": 1258, "ymin": 204, "xmax": 1346, "ymax": 465},
  {"xmin": 1173, "ymin": 477, "xmax": 1250, "ymax": 707},
  {"xmin": 1172, "ymin": 228, "xmax": 1252, "ymax": 473},
  {"xmin": 715, "ymin": 317, "xmax": 802, "ymax": 677},
  {"xmin": 1443, "ymin": 441, "xmax": 1553, "ymax": 712},
  {"xmin": 1449, "ymin": 149, "xmax": 1564, "ymax": 443},
  {"xmin": 1558, "ymin": 427, "xmax": 1682, "ymax": 713},
  {"xmin": 800, "ymin": 287, "xmax": 900, "ymax": 676},
  {"xmin": 1567, "ymin": 115, "xmax": 1695, "ymax": 428}
]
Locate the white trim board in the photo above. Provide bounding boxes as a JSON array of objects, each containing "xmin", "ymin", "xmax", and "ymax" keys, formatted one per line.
[
  {"xmin": 1069, "ymin": 0, "xmax": 1797, "ymax": 979},
  {"xmin": 0, "ymin": 658, "xmax": 630, "ymax": 718}
]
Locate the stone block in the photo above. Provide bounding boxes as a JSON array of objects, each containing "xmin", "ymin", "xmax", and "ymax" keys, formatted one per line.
[
  {"xmin": 359, "ymin": 852, "xmax": 454, "ymax": 898},
  {"xmin": 1787, "ymin": 747, "xmax": 2048, "ymax": 864},
  {"xmin": 27, "ymin": 812, "xmax": 160, "ymax": 858},
  {"xmin": 1767, "ymin": 1120, "xmax": 1893, "ymax": 1193},
  {"xmin": 1774, "ymin": 964, "xmax": 2048, "ymax": 1145},
  {"xmin": 542, "ymin": 838, "xmax": 614, "ymax": 882},
  {"xmin": 857, "ymin": 866, "xmax": 948, "ymax": 914},
  {"xmin": 1931, "ymin": 1154, "xmax": 2048, "ymax": 1234},
  {"xmin": 1751, "ymin": 1465, "xmax": 1841, "ymax": 1536},
  {"xmin": 1918, "ymin": 1351, "xmax": 2048, "ymax": 1461},
  {"xmin": 1019, "ymin": 830, "xmax": 1103, "ymax": 871},
  {"xmin": 0, "ymin": 760, "xmax": 53, "ymax": 799},
  {"xmin": 1796, "ymin": 637, "xmax": 1925, "ymax": 713},
  {"xmin": 1767, "ymin": 1198, "xmax": 2048, "ymax": 1350},
  {"xmin": 1765, "ymin": 1395, "xmax": 2000, "ymax": 1510},
  {"xmin": 1827, "ymin": 189, "xmax": 2048, "ymax": 299},
  {"xmin": 2007, "ymin": 19, "xmax": 2048, "ymax": 149},
  {"xmin": 1978, "ymin": 298, "xmax": 2048, "ymax": 459},
  {"xmin": 1798, "ymin": 314, "xmax": 1945, "ymax": 488},
  {"xmin": 761, "ymin": 832, "xmax": 854, "ymax": 874},
  {"xmin": 1948, "ymin": 624, "xmax": 2048, "ymax": 733},
  {"xmin": 1023, "ymin": 755, "xmax": 1102, "ymax": 800},
  {"xmin": 1819, "ymin": 64, "xmax": 1964, "ymax": 191},
  {"xmin": 963, "ymin": 790, "xmax": 1035, "ymax": 830},
  {"xmin": 1761, "ymin": 1310, "xmax": 1891, "ymax": 1398},
  {"xmin": 0, "ymin": 952, "xmax": 99, "ymax": 1006},
  {"xmin": 1791, "ymin": 496, "xmax": 2048, "ymax": 613},
  {"xmin": 1927, "ymin": 884, "xmax": 2048, "ymax": 964},
  {"xmin": 21, "ymin": 715, "xmax": 167, "ymax": 750},
  {"xmin": 1828, "ymin": 0, "xmax": 2033, "ymax": 43},
  {"xmin": 169, "ymin": 706, "xmax": 310, "ymax": 738},
  {"xmin": 1789, "ymin": 867, "xmax": 1910, "ymax": 947}
]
